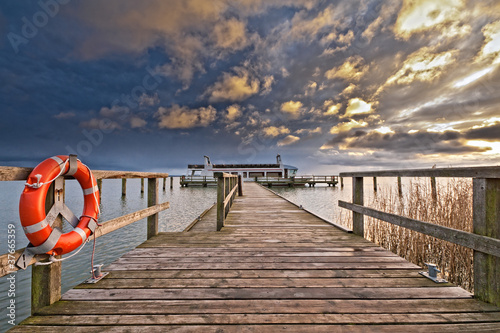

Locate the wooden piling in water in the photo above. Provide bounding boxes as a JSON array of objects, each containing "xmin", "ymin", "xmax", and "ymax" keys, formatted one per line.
[
  {"xmin": 97, "ymin": 179, "xmax": 102, "ymax": 199},
  {"xmin": 141, "ymin": 178, "xmax": 144, "ymax": 194},
  {"xmin": 170, "ymin": 176, "xmax": 173, "ymax": 189},
  {"xmin": 397, "ymin": 176, "xmax": 402, "ymax": 196},
  {"xmin": 121, "ymin": 178, "xmax": 126, "ymax": 197},
  {"xmin": 373, "ymin": 177, "xmax": 377, "ymax": 193},
  {"xmin": 340, "ymin": 177, "xmax": 344, "ymax": 188},
  {"xmin": 163, "ymin": 178, "xmax": 166, "ymax": 191}
]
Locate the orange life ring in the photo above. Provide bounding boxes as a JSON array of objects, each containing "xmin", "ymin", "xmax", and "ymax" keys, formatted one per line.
[{"xmin": 19, "ymin": 155, "xmax": 100, "ymax": 255}]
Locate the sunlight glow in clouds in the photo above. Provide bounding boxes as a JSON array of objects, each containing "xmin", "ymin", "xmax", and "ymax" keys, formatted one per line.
[
  {"xmin": 395, "ymin": 0, "xmax": 464, "ymax": 39},
  {"xmin": 467, "ymin": 140, "xmax": 500, "ymax": 155},
  {"xmin": 454, "ymin": 67, "xmax": 495, "ymax": 88}
]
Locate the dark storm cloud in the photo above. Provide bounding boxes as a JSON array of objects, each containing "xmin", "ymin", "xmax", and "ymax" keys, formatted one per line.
[{"xmin": 464, "ymin": 122, "xmax": 500, "ymax": 141}]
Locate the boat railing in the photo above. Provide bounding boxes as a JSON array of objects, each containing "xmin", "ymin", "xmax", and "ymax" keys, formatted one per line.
[
  {"xmin": 0, "ymin": 165, "xmax": 170, "ymax": 314},
  {"xmin": 338, "ymin": 166, "xmax": 500, "ymax": 307},
  {"xmin": 214, "ymin": 172, "xmax": 242, "ymax": 231}
]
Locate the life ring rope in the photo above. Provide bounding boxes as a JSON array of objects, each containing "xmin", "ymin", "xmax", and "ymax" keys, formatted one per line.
[{"xmin": 16, "ymin": 155, "xmax": 101, "ymax": 270}]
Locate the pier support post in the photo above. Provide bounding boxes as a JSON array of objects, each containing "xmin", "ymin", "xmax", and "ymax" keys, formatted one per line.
[
  {"xmin": 31, "ymin": 177, "xmax": 63, "ymax": 314},
  {"xmin": 340, "ymin": 177, "xmax": 344, "ymax": 188},
  {"xmin": 147, "ymin": 178, "xmax": 159, "ymax": 239},
  {"xmin": 170, "ymin": 176, "xmax": 173, "ymax": 189},
  {"xmin": 97, "ymin": 179, "xmax": 102, "ymax": 200},
  {"xmin": 141, "ymin": 178, "xmax": 144, "ymax": 194},
  {"xmin": 473, "ymin": 178, "xmax": 500, "ymax": 307},
  {"xmin": 238, "ymin": 175, "xmax": 243, "ymax": 196},
  {"xmin": 373, "ymin": 177, "xmax": 377, "ymax": 193},
  {"xmin": 352, "ymin": 177, "xmax": 364, "ymax": 237},
  {"xmin": 122, "ymin": 178, "xmax": 127, "ymax": 197},
  {"xmin": 397, "ymin": 177, "xmax": 402, "ymax": 197},
  {"xmin": 163, "ymin": 178, "xmax": 166, "ymax": 191}
]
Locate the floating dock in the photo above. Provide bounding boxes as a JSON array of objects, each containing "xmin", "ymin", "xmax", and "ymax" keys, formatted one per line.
[{"xmin": 11, "ymin": 182, "xmax": 500, "ymax": 332}]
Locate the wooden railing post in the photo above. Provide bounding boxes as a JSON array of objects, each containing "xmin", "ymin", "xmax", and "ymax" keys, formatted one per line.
[
  {"xmin": 352, "ymin": 177, "xmax": 364, "ymax": 237},
  {"xmin": 121, "ymin": 178, "xmax": 127, "ymax": 197},
  {"xmin": 147, "ymin": 178, "xmax": 159, "ymax": 239},
  {"xmin": 31, "ymin": 177, "xmax": 63, "ymax": 314},
  {"xmin": 216, "ymin": 173, "xmax": 225, "ymax": 231},
  {"xmin": 238, "ymin": 175, "xmax": 243, "ymax": 196},
  {"xmin": 431, "ymin": 177, "xmax": 437, "ymax": 201},
  {"xmin": 473, "ymin": 178, "xmax": 500, "ymax": 306}
]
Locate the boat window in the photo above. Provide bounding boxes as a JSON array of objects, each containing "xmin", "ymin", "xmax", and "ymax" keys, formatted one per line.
[
  {"xmin": 267, "ymin": 172, "xmax": 282, "ymax": 178},
  {"xmin": 243, "ymin": 172, "xmax": 247, "ymax": 178}
]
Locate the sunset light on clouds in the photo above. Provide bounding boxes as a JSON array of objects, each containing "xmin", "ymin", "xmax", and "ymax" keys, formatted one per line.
[{"xmin": 1, "ymin": 0, "xmax": 499, "ymax": 173}]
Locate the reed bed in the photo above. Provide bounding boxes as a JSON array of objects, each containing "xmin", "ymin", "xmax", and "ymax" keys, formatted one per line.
[{"xmin": 337, "ymin": 178, "xmax": 474, "ymax": 292}]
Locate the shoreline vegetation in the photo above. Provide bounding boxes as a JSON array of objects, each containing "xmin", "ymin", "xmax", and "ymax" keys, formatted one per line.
[{"xmin": 336, "ymin": 178, "xmax": 474, "ymax": 292}]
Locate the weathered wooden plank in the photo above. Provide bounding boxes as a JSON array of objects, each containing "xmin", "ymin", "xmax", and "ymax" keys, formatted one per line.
[
  {"xmin": 20, "ymin": 312, "xmax": 500, "ymax": 326},
  {"xmin": 104, "ymin": 262, "xmax": 421, "ymax": 271},
  {"xmin": 339, "ymin": 201, "xmax": 500, "ymax": 257},
  {"xmin": 36, "ymin": 298, "xmax": 500, "ymax": 315},
  {"xmin": 75, "ymin": 277, "xmax": 451, "ymax": 289},
  {"xmin": 122, "ymin": 249, "xmax": 399, "ymax": 257},
  {"xmin": 100, "ymin": 269, "xmax": 422, "ymax": 279},
  {"xmin": 61, "ymin": 287, "xmax": 472, "ymax": 301},
  {"xmin": 111, "ymin": 256, "xmax": 411, "ymax": 264},
  {"xmin": 10, "ymin": 323, "xmax": 500, "ymax": 333}
]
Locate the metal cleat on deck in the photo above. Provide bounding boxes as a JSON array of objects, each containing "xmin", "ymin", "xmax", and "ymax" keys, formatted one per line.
[
  {"xmin": 419, "ymin": 263, "xmax": 448, "ymax": 283},
  {"xmin": 83, "ymin": 264, "xmax": 109, "ymax": 284}
]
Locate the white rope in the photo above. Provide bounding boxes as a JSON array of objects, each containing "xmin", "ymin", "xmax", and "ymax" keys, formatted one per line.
[
  {"xmin": 25, "ymin": 160, "xmax": 69, "ymax": 189},
  {"xmin": 34, "ymin": 238, "xmax": 90, "ymax": 266}
]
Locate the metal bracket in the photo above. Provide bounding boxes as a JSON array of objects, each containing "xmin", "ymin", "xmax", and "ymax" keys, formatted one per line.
[
  {"xmin": 419, "ymin": 263, "xmax": 447, "ymax": 283},
  {"xmin": 83, "ymin": 264, "xmax": 109, "ymax": 284}
]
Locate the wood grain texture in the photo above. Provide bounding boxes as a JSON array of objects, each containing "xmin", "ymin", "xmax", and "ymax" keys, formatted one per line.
[{"xmin": 13, "ymin": 182, "xmax": 500, "ymax": 331}]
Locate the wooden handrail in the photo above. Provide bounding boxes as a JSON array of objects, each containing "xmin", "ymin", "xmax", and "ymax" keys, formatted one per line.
[
  {"xmin": 215, "ymin": 172, "xmax": 241, "ymax": 231},
  {"xmin": 0, "ymin": 166, "xmax": 169, "ymax": 181},
  {"xmin": 338, "ymin": 166, "xmax": 500, "ymax": 307}
]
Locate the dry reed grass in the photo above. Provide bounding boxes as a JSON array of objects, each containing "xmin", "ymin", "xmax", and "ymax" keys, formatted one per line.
[{"xmin": 337, "ymin": 178, "xmax": 474, "ymax": 292}]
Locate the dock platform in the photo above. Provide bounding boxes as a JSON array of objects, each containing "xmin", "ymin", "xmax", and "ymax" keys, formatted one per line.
[{"xmin": 11, "ymin": 183, "xmax": 500, "ymax": 332}]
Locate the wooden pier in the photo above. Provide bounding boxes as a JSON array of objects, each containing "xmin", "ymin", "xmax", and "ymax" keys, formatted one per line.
[{"xmin": 10, "ymin": 182, "xmax": 500, "ymax": 332}]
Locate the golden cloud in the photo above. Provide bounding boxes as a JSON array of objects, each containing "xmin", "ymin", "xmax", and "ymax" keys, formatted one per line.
[
  {"xmin": 343, "ymin": 98, "xmax": 373, "ymax": 118},
  {"xmin": 206, "ymin": 68, "xmax": 260, "ymax": 102},
  {"xmin": 280, "ymin": 100, "xmax": 303, "ymax": 118},
  {"xmin": 262, "ymin": 125, "xmax": 290, "ymax": 137},
  {"xmin": 277, "ymin": 135, "xmax": 300, "ymax": 146},
  {"xmin": 213, "ymin": 18, "xmax": 248, "ymax": 51},
  {"xmin": 225, "ymin": 104, "xmax": 243, "ymax": 122},
  {"xmin": 325, "ymin": 55, "xmax": 368, "ymax": 81},
  {"xmin": 330, "ymin": 119, "xmax": 368, "ymax": 134},
  {"xmin": 384, "ymin": 47, "xmax": 457, "ymax": 86},
  {"xmin": 156, "ymin": 104, "xmax": 216, "ymax": 129}
]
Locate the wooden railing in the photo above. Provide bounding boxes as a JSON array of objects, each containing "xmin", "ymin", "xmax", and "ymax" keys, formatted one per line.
[
  {"xmin": 215, "ymin": 172, "xmax": 242, "ymax": 231},
  {"xmin": 338, "ymin": 166, "xmax": 500, "ymax": 306},
  {"xmin": 0, "ymin": 166, "xmax": 170, "ymax": 314}
]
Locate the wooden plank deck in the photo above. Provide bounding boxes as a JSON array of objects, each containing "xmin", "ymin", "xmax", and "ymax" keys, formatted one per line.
[{"xmin": 11, "ymin": 183, "xmax": 500, "ymax": 332}]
